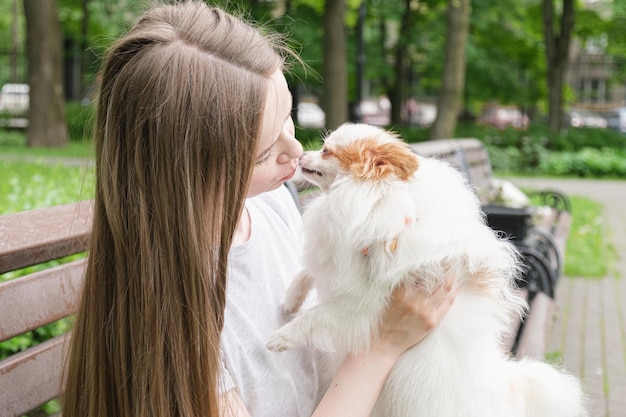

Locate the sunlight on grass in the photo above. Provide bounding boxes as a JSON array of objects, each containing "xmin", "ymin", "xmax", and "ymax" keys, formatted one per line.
[{"xmin": 0, "ymin": 160, "xmax": 95, "ymax": 214}]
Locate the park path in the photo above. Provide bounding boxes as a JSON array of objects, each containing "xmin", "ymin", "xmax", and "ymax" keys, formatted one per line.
[{"xmin": 509, "ymin": 177, "xmax": 626, "ymax": 417}]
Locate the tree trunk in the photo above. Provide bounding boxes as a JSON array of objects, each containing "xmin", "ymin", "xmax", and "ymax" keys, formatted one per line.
[
  {"xmin": 11, "ymin": 0, "xmax": 19, "ymax": 82},
  {"xmin": 322, "ymin": 0, "xmax": 348, "ymax": 130},
  {"xmin": 543, "ymin": 0, "xmax": 575, "ymax": 133},
  {"xmin": 389, "ymin": 0, "xmax": 415, "ymax": 126},
  {"xmin": 429, "ymin": 0, "xmax": 471, "ymax": 140},
  {"xmin": 24, "ymin": 0, "xmax": 68, "ymax": 147}
]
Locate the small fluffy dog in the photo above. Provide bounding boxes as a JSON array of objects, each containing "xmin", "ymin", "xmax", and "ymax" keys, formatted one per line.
[{"xmin": 267, "ymin": 123, "xmax": 586, "ymax": 417}]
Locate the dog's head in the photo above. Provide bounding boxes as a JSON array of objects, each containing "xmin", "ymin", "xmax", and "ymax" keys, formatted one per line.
[{"xmin": 299, "ymin": 123, "xmax": 419, "ymax": 191}]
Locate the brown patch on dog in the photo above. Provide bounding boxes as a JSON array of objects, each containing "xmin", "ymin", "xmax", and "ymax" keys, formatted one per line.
[{"xmin": 335, "ymin": 137, "xmax": 419, "ymax": 181}]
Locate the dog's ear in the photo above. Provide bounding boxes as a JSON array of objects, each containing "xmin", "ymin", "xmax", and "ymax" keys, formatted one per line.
[{"xmin": 343, "ymin": 139, "xmax": 419, "ymax": 181}]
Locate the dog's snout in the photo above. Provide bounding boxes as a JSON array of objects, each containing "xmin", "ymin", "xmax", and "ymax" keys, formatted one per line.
[{"xmin": 299, "ymin": 151, "xmax": 311, "ymax": 165}]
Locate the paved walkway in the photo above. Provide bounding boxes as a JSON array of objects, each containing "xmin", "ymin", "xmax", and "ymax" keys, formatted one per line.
[{"xmin": 509, "ymin": 178, "xmax": 626, "ymax": 417}]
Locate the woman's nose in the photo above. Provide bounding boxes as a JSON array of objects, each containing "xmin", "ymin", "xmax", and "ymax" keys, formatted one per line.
[{"xmin": 278, "ymin": 137, "xmax": 303, "ymax": 163}]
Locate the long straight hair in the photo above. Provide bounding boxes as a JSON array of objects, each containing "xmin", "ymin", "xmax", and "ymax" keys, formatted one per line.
[{"xmin": 62, "ymin": 2, "xmax": 284, "ymax": 416}]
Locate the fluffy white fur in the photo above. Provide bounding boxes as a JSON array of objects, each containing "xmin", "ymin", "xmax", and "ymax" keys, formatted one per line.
[{"xmin": 267, "ymin": 123, "xmax": 587, "ymax": 417}]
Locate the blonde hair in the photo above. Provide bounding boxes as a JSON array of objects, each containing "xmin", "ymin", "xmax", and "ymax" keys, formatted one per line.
[{"xmin": 63, "ymin": 2, "xmax": 284, "ymax": 416}]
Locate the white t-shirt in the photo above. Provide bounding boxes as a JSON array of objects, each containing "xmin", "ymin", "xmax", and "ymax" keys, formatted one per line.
[{"xmin": 220, "ymin": 186, "xmax": 324, "ymax": 417}]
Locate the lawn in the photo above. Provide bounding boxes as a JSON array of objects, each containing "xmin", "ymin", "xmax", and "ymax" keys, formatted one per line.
[
  {"xmin": 0, "ymin": 160, "xmax": 94, "ymax": 214},
  {"xmin": 563, "ymin": 195, "xmax": 616, "ymax": 278}
]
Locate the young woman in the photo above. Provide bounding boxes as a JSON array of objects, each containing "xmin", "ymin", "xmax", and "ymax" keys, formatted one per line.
[{"xmin": 62, "ymin": 2, "xmax": 455, "ymax": 417}]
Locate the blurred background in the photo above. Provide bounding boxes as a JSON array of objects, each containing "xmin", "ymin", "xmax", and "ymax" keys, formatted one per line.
[{"xmin": 1, "ymin": 0, "xmax": 625, "ymax": 149}]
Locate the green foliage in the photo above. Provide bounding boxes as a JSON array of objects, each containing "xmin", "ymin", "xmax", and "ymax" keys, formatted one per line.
[
  {"xmin": 540, "ymin": 148, "xmax": 626, "ymax": 178},
  {"xmin": 467, "ymin": 0, "xmax": 545, "ymax": 107},
  {"xmin": 66, "ymin": 101, "xmax": 95, "ymax": 141},
  {"xmin": 384, "ymin": 121, "xmax": 626, "ymax": 179},
  {"xmin": 0, "ymin": 318, "xmax": 73, "ymax": 361},
  {"xmin": 548, "ymin": 127, "xmax": 626, "ymax": 152},
  {"xmin": 295, "ymin": 126, "xmax": 326, "ymax": 149},
  {"xmin": 0, "ymin": 129, "xmax": 25, "ymax": 146}
]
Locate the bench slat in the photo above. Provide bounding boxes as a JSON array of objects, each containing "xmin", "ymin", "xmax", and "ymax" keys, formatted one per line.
[
  {"xmin": 0, "ymin": 201, "xmax": 92, "ymax": 274},
  {"xmin": 0, "ymin": 335, "xmax": 68, "ymax": 417},
  {"xmin": 0, "ymin": 259, "xmax": 85, "ymax": 342},
  {"xmin": 515, "ymin": 292, "xmax": 555, "ymax": 358}
]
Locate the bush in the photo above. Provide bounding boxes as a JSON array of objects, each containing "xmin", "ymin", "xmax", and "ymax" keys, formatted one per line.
[
  {"xmin": 540, "ymin": 148, "xmax": 626, "ymax": 178},
  {"xmin": 0, "ymin": 129, "xmax": 25, "ymax": 146},
  {"xmin": 66, "ymin": 101, "xmax": 95, "ymax": 142},
  {"xmin": 460, "ymin": 122, "xmax": 626, "ymax": 153}
]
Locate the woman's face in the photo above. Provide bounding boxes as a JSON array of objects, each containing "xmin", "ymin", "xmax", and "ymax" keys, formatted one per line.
[{"xmin": 247, "ymin": 69, "xmax": 303, "ymax": 198}]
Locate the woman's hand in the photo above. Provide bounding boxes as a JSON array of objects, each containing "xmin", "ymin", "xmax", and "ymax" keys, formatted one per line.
[
  {"xmin": 373, "ymin": 273, "xmax": 457, "ymax": 358},
  {"xmin": 313, "ymin": 273, "xmax": 456, "ymax": 417}
]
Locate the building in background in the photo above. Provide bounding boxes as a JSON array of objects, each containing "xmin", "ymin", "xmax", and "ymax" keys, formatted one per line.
[{"xmin": 566, "ymin": 0, "xmax": 625, "ymax": 128}]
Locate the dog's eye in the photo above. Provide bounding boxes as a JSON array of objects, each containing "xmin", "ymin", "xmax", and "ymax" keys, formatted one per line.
[{"xmin": 322, "ymin": 146, "xmax": 329, "ymax": 155}]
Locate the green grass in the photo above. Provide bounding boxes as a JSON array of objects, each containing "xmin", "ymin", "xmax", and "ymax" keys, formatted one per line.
[
  {"xmin": 521, "ymin": 188, "xmax": 615, "ymax": 279},
  {"xmin": 0, "ymin": 160, "xmax": 94, "ymax": 214},
  {"xmin": 0, "ymin": 159, "xmax": 94, "ymax": 283},
  {"xmin": 563, "ymin": 195, "xmax": 616, "ymax": 278},
  {"xmin": 0, "ymin": 134, "xmax": 94, "ymax": 159}
]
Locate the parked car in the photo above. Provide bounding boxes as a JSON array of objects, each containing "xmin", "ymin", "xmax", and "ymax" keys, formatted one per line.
[
  {"xmin": 403, "ymin": 99, "xmax": 437, "ymax": 127},
  {"xmin": 0, "ymin": 83, "xmax": 29, "ymax": 128},
  {"xmin": 567, "ymin": 110, "xmax": 607, "ymax": 129},
  {"xmin": 0, "ymin": 83, "xmax": 29, "ymax": 115},
  {"xmin": 297, "ymin": 102, "xmax": 325, "ymax": 128},
  {"xmin": 358, "ymin": 97, "xmax": 390, "ymax": 126},
  {"xmin": 605, "ymin": 107, "xmax": 626, "ymax": 133},
  {"xmin": 478, "ymin": 105, "xmax": 528, "ymax": 130}
]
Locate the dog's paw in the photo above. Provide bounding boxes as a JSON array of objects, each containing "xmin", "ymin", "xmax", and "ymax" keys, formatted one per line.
[
  {"xmin": 266, "ymin": 331, "xmax": 297, "ymax": 352},
  {"xmin": 283, "ymin": 292, "xmax": 306, "ymax": 315},
  {"xmin": 282, "ymin": 271, "xmax": 314, "ymax": 315}
]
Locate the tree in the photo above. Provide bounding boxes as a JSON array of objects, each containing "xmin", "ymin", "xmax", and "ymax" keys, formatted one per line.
[
  {"xmin": 388, "ymin": 0, "xmax": 418, "ymax": 125},
  {"xmin": 543, "ymin": 0, "xmax": 574, "ymax": 133},
  {"xmin": 322, "ymin": 0, "xmax": 348, "ymax": 129},
  {"xmin": 466, "ymin": 0, "xmax": 545, "ymax": 116},
  {"xmin": 430, "ymin": 0, "xmax": 471, "ymax": 139},
  {"xmin": 24, "ymin": 0, "xmax": 68, "ymax": 147}
]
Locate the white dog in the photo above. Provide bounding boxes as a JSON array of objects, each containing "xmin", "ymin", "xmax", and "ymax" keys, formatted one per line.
[{"xmin": 267, "ymin": 123, "xmax": 587, "ymax": 417}]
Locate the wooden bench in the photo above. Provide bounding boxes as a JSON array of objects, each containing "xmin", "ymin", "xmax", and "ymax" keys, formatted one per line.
[
  {"xmin": 409, "ymin": 138, "xmax": 572, "ymax": 358},
  {"xmin": 0, "ymin": 201, "xmax": 92, "ymax": 417}
]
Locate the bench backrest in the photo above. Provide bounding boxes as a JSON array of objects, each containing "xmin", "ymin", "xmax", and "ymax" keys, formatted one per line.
[{"xmin": 0, "ymin": 201, "xmax": 92, "ymax": 416}]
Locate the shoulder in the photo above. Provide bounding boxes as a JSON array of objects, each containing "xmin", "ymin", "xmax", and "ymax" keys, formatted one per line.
[{"xmin": 248, "ymin": 185, "xmax": 301, "ymax": 226}]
